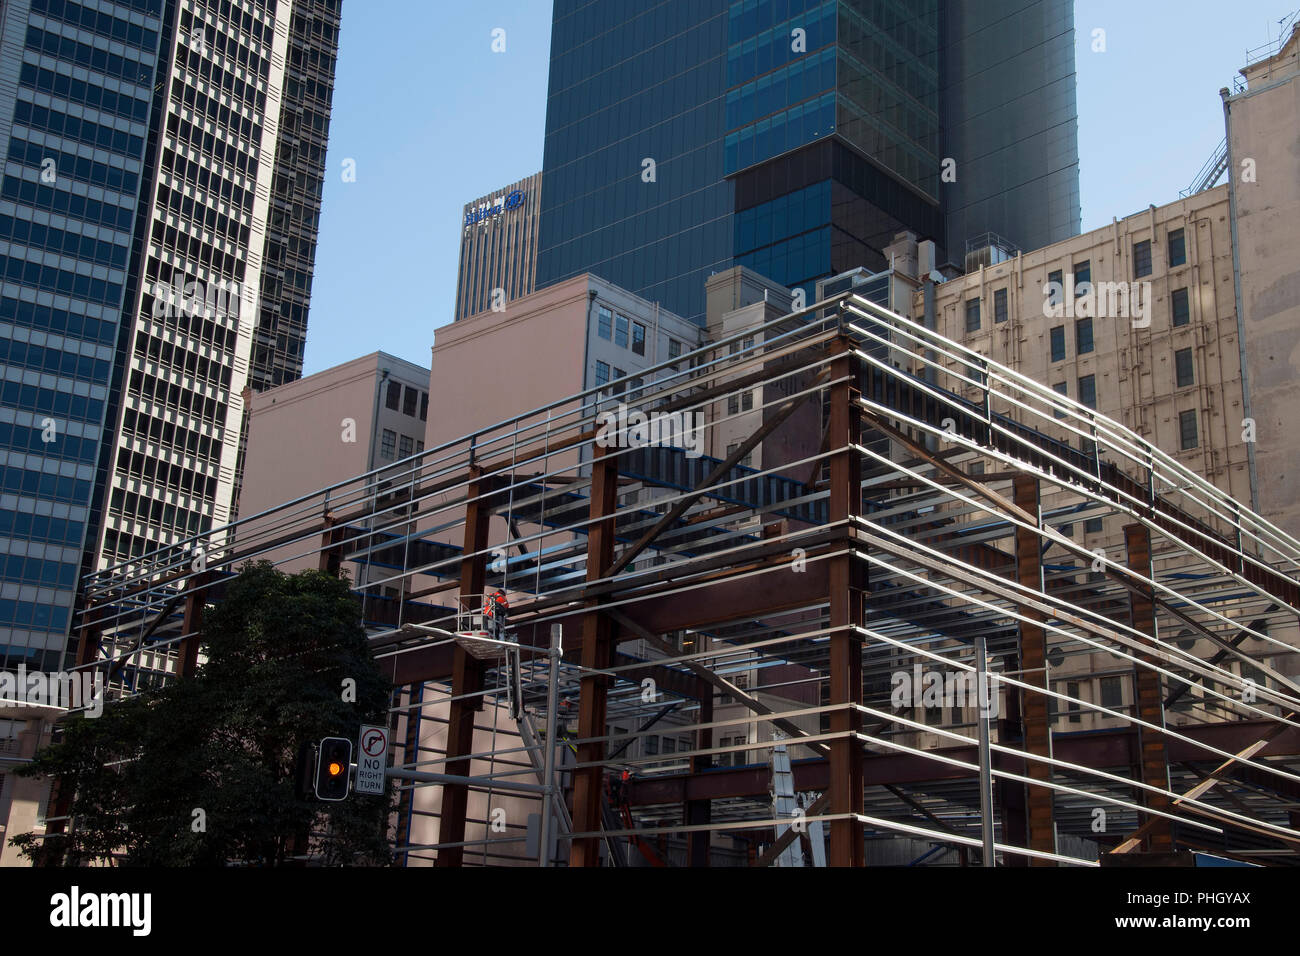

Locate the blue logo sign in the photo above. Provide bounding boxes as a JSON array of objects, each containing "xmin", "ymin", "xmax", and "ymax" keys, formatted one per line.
[{"xmin": 465, "ymin": 190, "xmax": 524, "ymax": 227}]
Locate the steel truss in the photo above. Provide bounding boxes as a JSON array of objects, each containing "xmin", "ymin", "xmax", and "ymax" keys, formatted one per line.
[{"xmin": 62, "ymin": 292, "xmax": 1300, "ymax": 866}]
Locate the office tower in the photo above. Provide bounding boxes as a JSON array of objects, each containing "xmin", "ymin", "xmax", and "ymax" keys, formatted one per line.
[
  {"xmin": 454, "ymin": 171, "xmax": 541, "ymax": 321},
  {"xmin": 939, "ymin": 1, "xmax": 1080, "ymax": 261},
  {"xmin": 84, "ymin": 0, "xmax": 341, "ymax": 588},
  {"xmin": 536, "ymin": 0, "xmax": 1081, "ymax": 326},
  {"xmin": 0, "ymin": 0, "xmax": 168, "ymax": 670}
]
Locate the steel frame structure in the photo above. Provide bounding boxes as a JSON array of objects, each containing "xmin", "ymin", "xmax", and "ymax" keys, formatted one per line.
[{"xmin": 62, "ymin": 291, "xmax": 1300, "ymax": 866}]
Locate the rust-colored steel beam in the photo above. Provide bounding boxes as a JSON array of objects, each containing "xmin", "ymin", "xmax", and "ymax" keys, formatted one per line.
[
  {"xmin": 687, "ymin": 676, "xmax": 714, "ymax": 867},
  {"xmin": 318, "ymin": 517, "xmax": 343, "ymax": 576},
  {"xmin": 1110, "ymin": 708, "xmax": 1300, "ymax": 854},
  {"xmin": 1125, "ymin": 523, "xmax": 1172, "ymax": 851},
  {"xmin": 569, "ymin": 448, "xmax": 619, "ymax": 867},
  {"xmin": 73, "ymin": 601, "xmax": 104, "ymax": 670},
  {"xmin": 436, "ymin": 469, "xmax": 493, "ymax": 867},
  {"xmin": 1013, "ymin": 474, "xmax": 1056, "ymax": 865},
  {"xmin": 827, "ymin": 335, "xmax": 865, "ymax": 866},
  {"xmin": 178, "ymin": 570, "xmax": 211, "ymax": 678},
  {"xmin": 626, "ymin": 718, "xmax": 1300, "ymax": 806}
]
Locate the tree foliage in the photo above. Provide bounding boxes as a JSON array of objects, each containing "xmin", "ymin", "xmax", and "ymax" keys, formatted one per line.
[{"xmin": 11, "ymin": 563, "xmax": 394, "ymax": 866}]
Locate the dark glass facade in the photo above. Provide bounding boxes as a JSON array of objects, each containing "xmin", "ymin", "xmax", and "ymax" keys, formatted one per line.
[
  {"xmin": 0, "ymin": 0, "xmax": 164, "ymax": 670},
  {"xmin": 538, "ymin": 0, "xmax": 1079, "ymax": 325},
  {"xmin": 537, "ymin": 0, "xmax": 734, "ymax": 326}
]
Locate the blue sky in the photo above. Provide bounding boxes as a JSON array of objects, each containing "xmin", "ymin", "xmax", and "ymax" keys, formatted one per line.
[{"xmin": 303, "ymin": 0, "xmax": 1295, "ymax": 375}]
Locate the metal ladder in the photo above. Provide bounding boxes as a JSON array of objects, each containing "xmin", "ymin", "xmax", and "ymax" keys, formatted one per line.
[{"xmin": 770, "ymin": 737, "xmax": 825, "ymax": 867}]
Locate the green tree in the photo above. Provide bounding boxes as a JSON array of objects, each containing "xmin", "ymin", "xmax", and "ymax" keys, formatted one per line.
[{"xmin": 11, "ymin": 562, "xmax": 394, "ymax": 866}]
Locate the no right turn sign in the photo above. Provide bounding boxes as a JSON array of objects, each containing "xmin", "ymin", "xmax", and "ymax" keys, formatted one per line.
[{"xmin": 355, "ymin": 724, "xmax": 389, "ymax": 795}]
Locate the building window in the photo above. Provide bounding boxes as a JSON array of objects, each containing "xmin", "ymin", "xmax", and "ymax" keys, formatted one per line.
[
  {"xmin": 615, "ymin": 314, "xmax": 629, "ymax": 349},
  {"xmin": 1075, "ymin": 317, "xmax": 1094, "ymax": 355},
  {"xmin": 668, "ymin": 337, "xmax": 682, "ymax": 360},
  {"xmin": 402, "ymin": 386, "xmax": 417, "ymax": 417},
  {"xmin": 728, "ymin": 389, "xmax": 754, "ymax": 414},
  {"xmin": 420, "ymin": 392, "xmax": 429, "ymax": 421},
  {"xmin": 416, "ymin": 440, "xmax": 425, "ymax": 453},
  {"xmin": 1171, "ymin": 287, "xmax": 1190, "ymax": 326},
  {"xmin": 645, "ymin": 735, "xmax": 658, "ymax": 756},
  {"xmin": 1100, "ymin": 676, "xmax": 1123, "ymax": 709},
  {"xmin": 994, "ymin": 288, "xmax": 1008, "ymax": 323},
  {"xmin": 1077, "ymin": 374, "xmax": 1096, "ymax": 410},
  {"xmin": 594, "ymin": 360, "xmax": 609, "ymax": 387},
  {"xmin": 1175, "ymin": 348, "xmax": 1194, "ymax": 387},
  {"xmin": 1133, "ymin": 239, "xmax": 1152, "ymax": 278},
  {"xmin": 964, "ymin": 297, "xmax": 981, "ymax": 332},
  {"xmin": 399, "ymin": 435, "xmax": 413, "ymax": 458},
  {"xmin": 1050, "ymin": 326, "xmax": 1066, "ymax": 362},
  {"xmin": 385, "ymin": 380, "xmax": 401, "ymax": 410},
  {"xmin": 1084, "ymin": 517, "xmax": 1103, "ymax": 534},
  {"xmin": 632, "ymin": 321, "xmax": 646, "ymax": 356},
  {"xmin": 597, "ymin": 306, "xmax": 612, "ymax": 340},
  {"xmin": 1066, "ymin": 681, "xmax": 1082, "ymax": 723},
  {"xmin": 1073, "ymin": 260, "xmax": 1090, "ymax": 295},
  {"xmin": 1179, "ymin": 409, "xmax": 1198, "ymax": 450},
  {"xmin": 1168, "ymin": 228, "xmax": 1186, "ymax": 267},
  {"xmin": 1047, "ymin": 269, "xmax": 1064, "ymax": 307},
  {"xmin": 1052, "ymin": 381, "xmax": 1068, "ymax": 418},
  {"xmin": 380, "ymin": 429, "xmax": 396, "ymax": 460}
]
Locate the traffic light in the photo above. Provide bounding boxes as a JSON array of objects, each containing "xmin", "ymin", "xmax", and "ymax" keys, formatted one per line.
[{"xmin": 314, "ymin": 736, "xmax": 352, "ymax": 801}]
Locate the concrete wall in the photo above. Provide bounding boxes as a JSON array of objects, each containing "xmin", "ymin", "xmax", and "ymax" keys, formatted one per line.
[
  {"xmin": 919, "ymin": 186, "xmax": 1250, "ymax": 519},
  {"xmin": 237, "ymin": 352, "xmax": 428, "ymax": 575},
  {"xmin": 0, "ymin": 711, "xmax": 53, "ymax": 866},
  {"xmin": 426, "ymin": 275, "xmax": 591, "ymax": 453},
  {"xmin": 902, "ymin": 182, "xmax": 1299, "ymax": 736},
  {"xmin": 1226, "ymin": 28, "xmax": 1300, "ymax": 538}
]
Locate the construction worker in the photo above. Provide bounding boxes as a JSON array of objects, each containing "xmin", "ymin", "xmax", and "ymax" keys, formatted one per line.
[{"xmin": 482, "ymin": 590, "xmax": 509, "ymax": 639}]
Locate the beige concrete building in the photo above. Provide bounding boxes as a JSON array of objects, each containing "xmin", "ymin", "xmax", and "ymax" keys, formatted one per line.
[
  {"xmin": 237, "ymin": 352, "xmax": 430, "ymax": 576},
  {"xmin": 875, "ymin": 31, "xmax": 1300, "ymax": 742},
  {"xmin": 427, "ymin": 272, "xmax": 702, "ymax": 451},
  {"xmin": 1224, "ymin": 24, "xmax": 1300, "ymax": 539},
  {"xmin": 0, "ymin": 708, "xmax": 54, "ymax": 866}
]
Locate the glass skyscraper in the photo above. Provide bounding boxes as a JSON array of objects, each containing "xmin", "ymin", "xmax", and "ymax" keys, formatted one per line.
[
  {"xmin": 0, "ymin": 0, "xmax": 165, "ymax": 670},
  {"xmin": 537, "ymin": 0, "xmax": 1080, "ymax": 325},
  {"xmin": 0, "ymin": 0, "xmax": 341, "ymax": 671}
]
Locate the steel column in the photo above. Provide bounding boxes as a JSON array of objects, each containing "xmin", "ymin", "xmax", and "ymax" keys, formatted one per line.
[
  {"xmin": 1013, "ymin": 474, "xmax": 1056, "ymax": 864},
  {"xmin": 687, "ymin": 676, "xmax": 714, "ymax": 866},
  {"xmin": 1125, "ymin": 522, "xmax": 1173, "ymax": 851},
  {"xmin": 538, "ymin": 623, "xmax": 563, "ymax": 867},
  {"xmin": 569, "ymin": 447, "xmax": 619, "ymax": 867},
  {"xmin": 828, "ymin": 335, "xmax": 864, "ymax": 866},
  {"xmin": 178, "ymin": 570, "xmax": 210, "ymax": 678},
  {"xmin": 435, "ymin": 469, "xmax": 492, "ymax": 867},
  {"xmin": 318, "ymin": 518, "xmax": 343, "ymax": 576}
]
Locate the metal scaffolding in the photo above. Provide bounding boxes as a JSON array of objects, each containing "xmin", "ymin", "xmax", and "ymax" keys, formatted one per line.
[{"xmin": 65, "ymin": 291, "xmax": 1300, "ymax": 866}]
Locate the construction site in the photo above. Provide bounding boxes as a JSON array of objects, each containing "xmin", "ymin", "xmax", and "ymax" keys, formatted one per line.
[{"xmin": 67, "ymin": 291, "xmax": 1300, "ymax": 868}]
